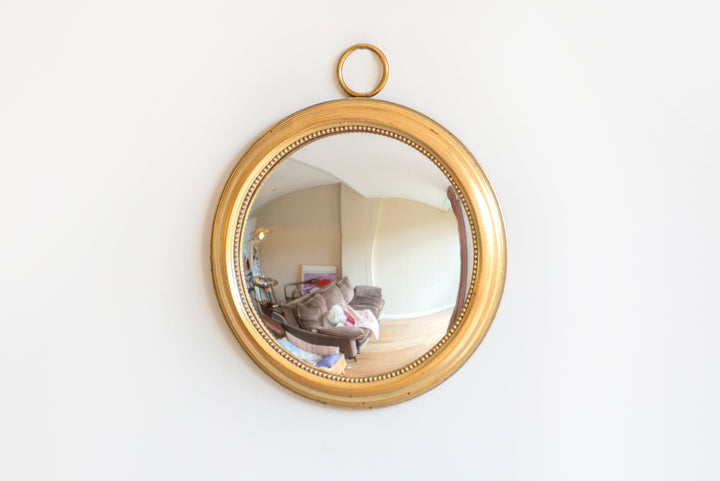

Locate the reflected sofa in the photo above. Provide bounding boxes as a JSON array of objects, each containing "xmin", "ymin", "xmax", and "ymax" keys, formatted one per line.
[{"xmin": 279, "ymin": 277, "xmax": 384, "ymax": 359}]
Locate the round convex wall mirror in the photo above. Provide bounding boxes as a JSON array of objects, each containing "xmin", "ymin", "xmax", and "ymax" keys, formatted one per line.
[{"xmin": 211, "ymin": 45, "xmax": 506, "ymax": 408}]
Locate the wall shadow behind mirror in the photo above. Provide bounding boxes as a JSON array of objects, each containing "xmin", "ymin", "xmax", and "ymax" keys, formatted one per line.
[{"xmin": 240, "ymin": 133, "xmax": 473, "ymax": 378}]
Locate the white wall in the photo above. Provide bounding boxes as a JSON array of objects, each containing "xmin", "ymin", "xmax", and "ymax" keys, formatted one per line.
[
  {"xmin": 373, "ymin": 198, "xmax": 459, "ymax": 316},
  {"xmin": 340, "ymin": 184, "xmax": 460, "ymax": 316},
  {"xmin": 253, "ymin": 184, "xmax": 342, "ymax": 299},
  {"xmin": 340, "ymin": 183, "xmax": 378, "ymax": 287},
  {"xmin": 2, "ymin": 1, "xmax": 719, "ymax": 480}
]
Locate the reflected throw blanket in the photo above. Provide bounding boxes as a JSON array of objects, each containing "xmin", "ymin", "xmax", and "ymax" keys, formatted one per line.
[{"xmin": 347, "ymin": 306, "xmax": 380, "ymax": 340}]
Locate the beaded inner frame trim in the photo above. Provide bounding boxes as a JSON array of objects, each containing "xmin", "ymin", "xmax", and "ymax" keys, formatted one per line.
[{"xmin": 232, "ymin": 125, "xmax": 479, "ymax": 383}]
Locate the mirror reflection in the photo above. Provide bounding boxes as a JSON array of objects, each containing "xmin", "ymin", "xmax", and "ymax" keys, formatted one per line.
[{"xmin": 240, "ymin": 133, "xmax": 471, "ymax": 377}]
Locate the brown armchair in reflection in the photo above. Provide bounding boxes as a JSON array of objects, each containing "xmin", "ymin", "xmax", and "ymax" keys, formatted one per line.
[{"xmin": 275, "ymin": 277, "xmax": 384, "ymax": 359}]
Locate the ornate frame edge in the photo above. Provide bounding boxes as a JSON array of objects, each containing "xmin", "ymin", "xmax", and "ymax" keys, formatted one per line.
[{"xmin": 210, "ymin": 98, "xmax": 507, "ymax": 408}]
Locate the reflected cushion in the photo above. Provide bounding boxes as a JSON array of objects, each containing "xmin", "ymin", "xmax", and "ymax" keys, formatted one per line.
[
  {"xmin": 349, "ymin": 295, "xmax": 385, "ymax": 319},
  {"xmin": 296, "ymin": 294, "xmax": 327, "ymax": 330},
  {"xmin": 355, "ymin": 285, "xmax": 382, "ymax": 298},
  {"xmin": 337, "ymin": 276, "xmax": 354, "ymax": 304},
  {"xmin": 316, "ymin": 284, "xmax": 345, "ymax": 311}
]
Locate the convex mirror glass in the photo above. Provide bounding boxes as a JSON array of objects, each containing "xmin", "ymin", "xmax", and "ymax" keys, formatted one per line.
[
  {"xmin": 243, "ymin": 133, "xmax": 471, "ymax": 378},
  {"xmin": 211, "ymin": 45, "xmax": 506, "ymax": 408}
]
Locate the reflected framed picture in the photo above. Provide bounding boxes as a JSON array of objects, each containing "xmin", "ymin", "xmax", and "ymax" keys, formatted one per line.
[{"xmin": 301, "ymin": 265, "xmax": 337, "ymax": 285}]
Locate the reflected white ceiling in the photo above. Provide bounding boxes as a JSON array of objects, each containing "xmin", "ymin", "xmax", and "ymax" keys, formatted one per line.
[
  {"xmin": 252, "ymin": 133, "xmax": 452, "ymax": 211},
  {"xmin": 252, "ymin": 159, "xmax": 341, "ymax": 210}
]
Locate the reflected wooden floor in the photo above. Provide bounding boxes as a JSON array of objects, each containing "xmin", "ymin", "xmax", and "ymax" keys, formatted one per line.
[{"xmin": 345, "ymin": 307, "xmax": 453, "ymax": 378}]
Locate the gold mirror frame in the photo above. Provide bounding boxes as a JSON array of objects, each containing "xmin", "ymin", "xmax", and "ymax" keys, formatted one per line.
[{"xmin": 211, "ymin": 98, "xmax": 506, "ymax": 408}]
